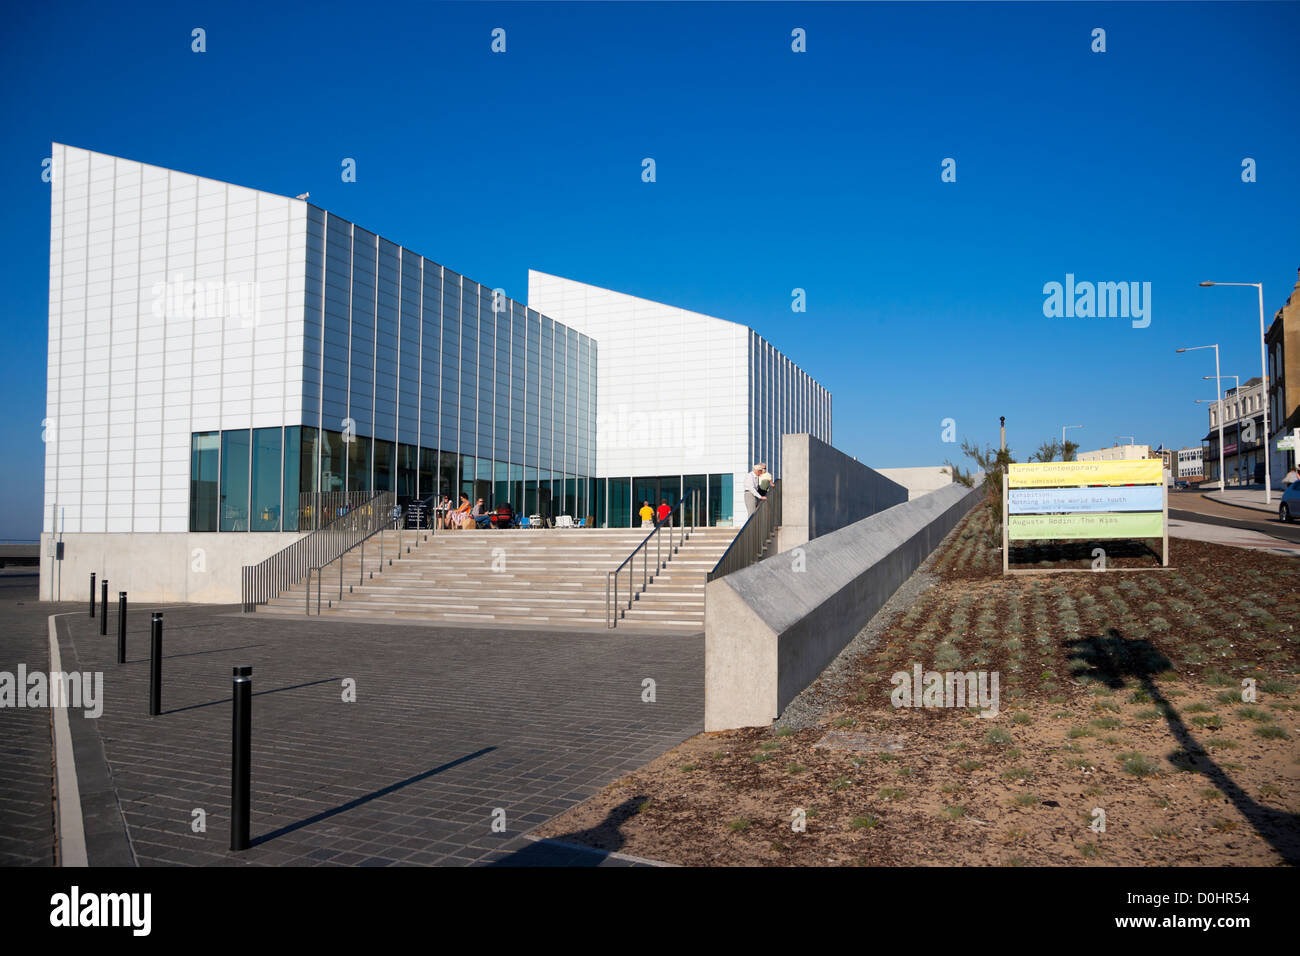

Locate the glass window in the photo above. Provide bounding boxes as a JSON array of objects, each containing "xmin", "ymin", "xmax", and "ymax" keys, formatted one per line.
[
  {"xmin": 220, "ymin": 430, "xmax": 251, "ymax": 532},
  {"xmin": 321, "ymin": 429, "xmax": 345, "ymax": 493},
  {"xmin": 284, "ymin": 425, "xmax": 318, "ymax": 532},
  {"xmin": 683, "ymin": 474, "xmax": 706, "ymax": 526},
  {"xmin": 373, "ymin": 439, "xmax": 395, "ymax": 492},
  {"xmin": 251, "ymin": 427, "xmax": 283, "ymax": 532},
  {"xmin": 709, "ymin": 473, "xmax": 734, "ymax": 526},
  {"xmin": 609, "ymin": 477, "xmax": 631, "ymax": 529},
  {"xmin": 189, "ymin": 432, "xmax": 219, "ymax": 532},
  {"xmin": 347, "ymin": 434, "xmax": 372, "ymax": 495},
  {"xmin": 416, "ymin": 447, "xmax": 436, "ymax": 502}
]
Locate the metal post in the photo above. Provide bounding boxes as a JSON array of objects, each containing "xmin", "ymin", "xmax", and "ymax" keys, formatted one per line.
[
  {"xmin": 148, "ymin": 613, "xmax": 163, "ymax": 716},
  {"xmin": 360, "ymin": 539, "xmax": 365, "ymax": 585},
  {"xmin": 231, "ymin": 665, "xmax": 252, "ymax": 852},
  {"xmin": 116, "ymin": 592, "xmax": 127, "ymax": 664},
  {"xmin": 100, "ymin": 579, "xmax": 109, "ymax": 635},
  {"xmin": 89, "ymin": 572, "xmax": 96, "ymax": 617}
]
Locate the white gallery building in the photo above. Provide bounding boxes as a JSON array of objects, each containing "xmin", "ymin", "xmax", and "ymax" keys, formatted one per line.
[{"xmin": 39, "ymin": 145, "xmax": 830, "ymax": 600}]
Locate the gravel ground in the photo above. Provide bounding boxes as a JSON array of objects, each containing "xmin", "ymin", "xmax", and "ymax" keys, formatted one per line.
[{"xmin": 772, "ymin": 517, "xmax": 971, "ymax": 733}]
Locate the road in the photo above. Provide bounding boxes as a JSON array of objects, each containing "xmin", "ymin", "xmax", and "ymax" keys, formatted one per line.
[{"xmin": 1168, "ymin": 491, "xmax": 1300, "ymax": 544}]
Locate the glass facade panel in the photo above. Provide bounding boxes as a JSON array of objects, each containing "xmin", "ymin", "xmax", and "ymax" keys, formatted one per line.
[
  {"xmin": 373, "ymin": 439, "xmax": 394, "ymax": 492},
  {"xmin": 220, "ymin": 430, "xmax": 250, "ymax": 532},
  {"xmin": 189, "ymin": 432, "xmax": 219, "ymax": 532},
  {"xmin": 611, "ymin": 477, "xmax": 632, "ymax": 528},
  {"xmin": 683, "ymin": 474, "xmax": 706, "ymax": 527},
  {"xmin": 250, "ymin": 427, "xmax": 283, "ymax": 532},
  {"xmin": 347, "ymin": 435, "xmax": 371, "ymax": 494},
  {"xmin": 440, "ymin": 271, "xmax": 461, "ymax": 452},
  {"xmin": 709, "ymin": 473, "xmax": 734, "ymax": 526},
  {"xmin": 418, "ymin": 446, "xmax": 435, "ymax": 499},
  {"xmin": 397, "ymin": 443, "xmax": 417, "ymax": 498},
  {"xmin": 321, "ymin": 429, "xmax": 345, "ymax": 493}
]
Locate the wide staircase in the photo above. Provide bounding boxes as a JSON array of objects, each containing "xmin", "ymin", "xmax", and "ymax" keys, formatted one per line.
[{"xmin": 258, "ymin": 526, "xmax": 738, "ymax": 630}]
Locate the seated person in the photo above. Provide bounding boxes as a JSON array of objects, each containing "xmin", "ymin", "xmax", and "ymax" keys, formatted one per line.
[
  {"xmin": 448, "ymin": 494, "xmax": 472, "ymax": 529},
  {"xmin": 472, "ymin": 498, "xmax": 493, "ymax": 529}
]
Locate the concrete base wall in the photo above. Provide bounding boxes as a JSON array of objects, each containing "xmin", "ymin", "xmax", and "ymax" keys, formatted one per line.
[
  {"xmin": 777, "ymin": 434, "xmax": 908, "ymax": 553},
  {"xmin": 38, "ymin": 532, "xmax": 307, "ymax": 604},
  {"xmin": 705, "ymin": 481, "xmax": 981, "ymax": 731},
  {"xmin": 876, "ymin": 466, "xmax": 954, "ymax": 501}
]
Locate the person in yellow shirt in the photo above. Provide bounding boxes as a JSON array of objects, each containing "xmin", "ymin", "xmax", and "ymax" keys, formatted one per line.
[{"xmin": 638, "ymin": 501, "xmax": 654, "ymax": 528}]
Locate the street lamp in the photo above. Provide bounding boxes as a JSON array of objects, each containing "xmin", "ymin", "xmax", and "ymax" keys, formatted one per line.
[
  {"xmin": 1200, "ymin": 281, "xmax": 1270, "ymax": 504},
  {"xmin": 1062, "ymin": 424, "xmax": 1083, "ymax": 460},
  {"xmin": 1177, "ymin": 345, "xmax": 1225, "ymax": 491}
]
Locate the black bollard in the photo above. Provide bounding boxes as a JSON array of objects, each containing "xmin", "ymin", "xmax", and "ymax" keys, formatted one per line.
[
  {"xmin": 100, "ymin": 579, "xmax": 109, "ymax": 635},
  {"xmin": 148, "ymin": 613, "xmax": 162, "ymax": 716},
  {"xmin": 90, "ymin": 573, "xmax": 96, "ymax": 617},
  {"xmin": 231, "ymin": 665, "xmax": 252, "ymax": 851},
  {"xmin": 116, "ymin": 592, "xmax": 127, "ymax": 664}
]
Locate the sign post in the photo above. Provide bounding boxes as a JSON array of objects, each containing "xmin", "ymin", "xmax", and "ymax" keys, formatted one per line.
[{"xmin": 1004, "ymin": 459, "xmax": 1168, "ymax": 573}]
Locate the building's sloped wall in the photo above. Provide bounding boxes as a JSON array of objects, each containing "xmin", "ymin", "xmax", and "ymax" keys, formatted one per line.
[{"xmin": 44, "ymin": 144, "xmax": 308, "ymax": 534}]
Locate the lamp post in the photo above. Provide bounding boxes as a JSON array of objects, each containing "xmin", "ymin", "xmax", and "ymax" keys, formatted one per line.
[
  {"xmin": 1200, "ymin": 281, "xmax": 1270, "ymax": 503},
  {"xmin": 1061, "ymin": 424, "xmax": 1082, "ymax": 461},
  {"xmin": 1178, "ymin": 345, "xmax": 1225, "ymax": 491}
]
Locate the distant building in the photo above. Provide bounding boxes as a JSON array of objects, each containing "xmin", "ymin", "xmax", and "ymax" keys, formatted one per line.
[
  {"xmin": 1204, "ymin": 377, "xmax": 1267, "ymax": 486},
  {"xmin": 1077, "ymin": 444, "xmax": 1151, "ymax": 462},
  {"xmin": 1176, "ymin": 446, "xmax": 1204, "ymax": 482},
  {"xmin": 1265, "ymin": 269, "xmax": 1300, "ymax": 482}
]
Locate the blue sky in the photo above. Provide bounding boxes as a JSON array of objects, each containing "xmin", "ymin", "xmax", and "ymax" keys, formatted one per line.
[{"xmin": 1, "ymin": 1, "xmax": 1297, "ymax": 538}]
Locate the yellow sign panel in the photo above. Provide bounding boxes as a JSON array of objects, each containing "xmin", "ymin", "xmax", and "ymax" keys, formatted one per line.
[{"xmin": 1008, "ymin": 459, "xmax": 1162, "ymax": 488}]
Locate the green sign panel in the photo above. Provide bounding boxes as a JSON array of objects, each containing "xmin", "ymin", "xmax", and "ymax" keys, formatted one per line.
[{"xmin": 1007, "ymin": 511, "xmax": 1164, "ymax": 541}]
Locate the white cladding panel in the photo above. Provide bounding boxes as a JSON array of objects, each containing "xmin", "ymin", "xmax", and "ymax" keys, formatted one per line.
[
  {"xmin": 528, "ymin": 270, "xmax": 749, "ymax": 481},
  {"xmin": 44, "ymin": 144, "xmax": 308, "ymax": 533},
  {"xmin": 529, "ymin": 270, "xmax": 831, "ymax": 523}
]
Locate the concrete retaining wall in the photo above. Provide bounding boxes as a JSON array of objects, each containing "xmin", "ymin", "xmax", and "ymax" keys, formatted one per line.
[
  {"xmin": 876, "ymin": 465, "xmax": 954, "ymax": 501},
  {"xmin": 704, "ymin": 481, "xmax": 982, "ymax": 731},
  {"xmin": 38, "ymin": 532, "xmax": 307, "ymax": 604},
  {"xmin": 777, "ymin": 434, "xmax": 908, "ymax": 552}
]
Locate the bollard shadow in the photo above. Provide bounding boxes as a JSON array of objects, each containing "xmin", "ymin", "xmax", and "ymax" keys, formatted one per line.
[
  {"xmin": 484, "ymin": 796, "xmax": 650, "ymax": 867},
  {"xmin": 1066, "ymin": 628, "xmax": 1300, "ymax": 864},
  {"xmin": 124, "ymin": 643, "xmax": 266, "ymax": 665},
  {"xmin": 163, "ymin": 676, "xmax": 340, "ymax": 715},
  {"xmin": 252, "ymin": 747, "xmax": 496, "ymax": 847}
]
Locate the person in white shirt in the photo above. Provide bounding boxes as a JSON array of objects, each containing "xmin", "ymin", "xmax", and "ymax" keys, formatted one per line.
[{"xmin": 743, "ymin": 463, "xmax": 768, "ymax": 515}]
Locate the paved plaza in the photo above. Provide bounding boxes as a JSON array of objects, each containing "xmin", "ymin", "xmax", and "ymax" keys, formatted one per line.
[{"xmin": 0, "ymin": 575, "xmax": 703, "ymax": 866}]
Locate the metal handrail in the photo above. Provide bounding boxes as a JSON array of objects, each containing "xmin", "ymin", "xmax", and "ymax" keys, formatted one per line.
[
  {"xmin": 305, "ymin": 500, "xmax": 420, "ymax": 615},
  {"xmin": 706, "ymin": 479, "xmax": 781, "ymax": 582},
  {"xmin": 606, "ymin": 490, "xmax": 699, "ymax": 628},
  {"xmin": 241, "ymin": 491, "xmax": 396, "ymax": 611},
  {"xmin": 299, "ymin": 491, "xmax": 373, "ymax": 532}
]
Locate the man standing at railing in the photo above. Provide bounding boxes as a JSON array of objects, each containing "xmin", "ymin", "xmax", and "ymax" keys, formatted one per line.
[{"xmin": 743, "ymin": 463, "xmax": 768, "ymax": 515}]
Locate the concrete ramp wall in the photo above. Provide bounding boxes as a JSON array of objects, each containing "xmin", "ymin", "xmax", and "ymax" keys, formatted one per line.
[
  {"xmin": 777, "ymin": 434, "xmax": 908, "ymax": 552},
  {"xmin": 704, "ymin": 481, "xmax": 982, "ymax": 731}
]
